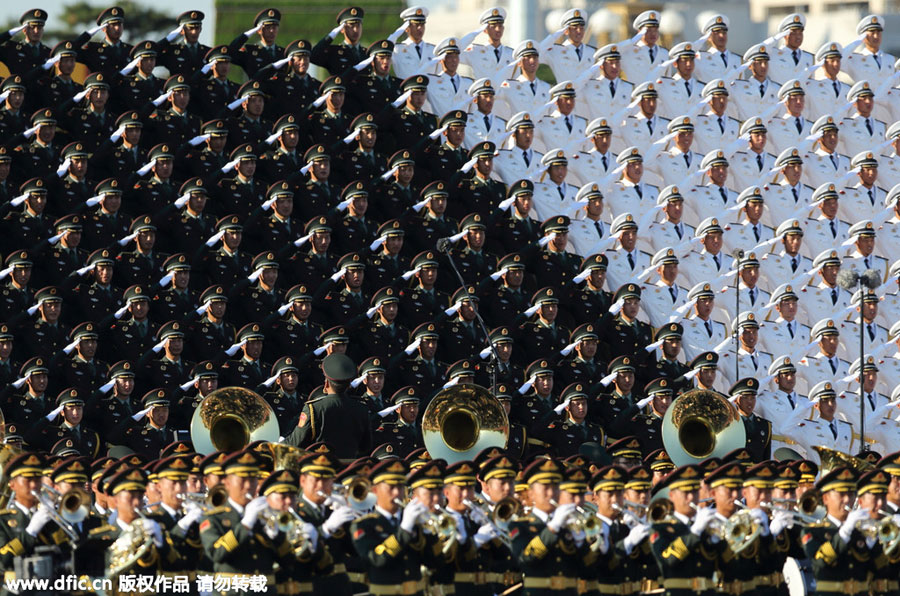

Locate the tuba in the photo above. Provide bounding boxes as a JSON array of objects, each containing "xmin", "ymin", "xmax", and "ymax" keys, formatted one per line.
[
  {"xmin": 106, "ymin": 515, "xmax": 154, "ymax": 578},
  {"xmin": 661, "ymin": 389, "xmax": 747, "ymax": 466},
  {"xmin": 268, "ymin": 443, "xmax": 308, "ymax": 473},
  {"xmin": 422, "ymin": 384, "xmax": 509, "ymax": 464},
  {"xmin": 812, "ymin": 446, "xmax": 873, "ymax": 475},
  {"xmin": 190, "ymin": 387, "xmax": 280, "ymax": 454}
]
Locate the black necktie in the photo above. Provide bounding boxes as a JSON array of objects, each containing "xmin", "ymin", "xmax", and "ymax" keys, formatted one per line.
[
  {"xmin": 833, "ymin": 80, "xmax": 840, "ymax": 97},
  {"xmin": 831, "ymin": 288, "xmax": 838, "ymax": 305},
  {"xmin": 759, "ymin": 83, "xmax": 765, "ymax": 97},
  {"xmin": 868, "ymin": 189, "xmax": 875, "ymax": 205},
  {"xmin": 649, "ymin": 47, "xmax": 656, "ymax": 62},
  {"xmin": 795, "ymin": 118, "xmax": 803, "ymax": 134},
  {"xmin": 874, "ymin": 54, "xmax": 882, "ymax": 68},
  {"xmin": 675, "ymin": 224, "xmax": 683, "ymax": 239},
  {"xmin": 523, "ymin": 150, "xmax": 530, "ymax": 167},
  {"xmin": 720, "ymin": 52, "xmax": 728, "ymax": 66},
  {"xmin": 557, "ymin": 185, "xmax": 565, "ymax": 200},
  {"xmin": 683, "ymin": 153, "xmax": 691, "ymax": 168},
  {"xmin": 749, "ymin": 287, "xmax": 757, "ymax": 305},
  {"xmin": 866, "ymin": 118, "xmax": 873, "ymax": 135},
  {"xmin": 635, "ymin": 185, "xmax": 643, "ymax": 199},
  {"xmin": 786, "ymin": 392, "xmax": 795, "ymax": 408},
  {"xmin": 787, "ymin": 322, "xmax": 794, "ymax": 338},
  {"xmin": 601, "ymin": 154, "xmax": 608, "ymax": 170},
  {"xmin": 415, "ymin": 44, "xmax": 422, "ymax": 59},
  {"xmin": 868, "ymin": 393, "xmax": 876, "ymax": 411},
  {"xmin": 705, "ymin": 320, "xmax": 713, "ymax": 337},
  {"xmin": 565, "ymin": 116, "xmax": 573, "ymax": 133},
  {"xmin": 530, "ymin": 81, "xmax": 536, "ymax": 95},
  {"xmin": 791, "ymin": 187, "xmax": 799, "ymax": 202},
  {"xmin": 450, "ymin": 76, "xmax": 458, "ymax": 93},
  {"xmin": 684, "ymin": 80, "xmax": 692, "ymax": 96},
  {"xmin": 791, "ymin": 257, "xmax": 798, "ymax": 272},
  {"xmin": 830, "ymin": 220, "xmax": 836, "ymax": 237},
  {"xmin": 751, "ymin": 353, "xmax": 758, "ymax": 368},
  {"xmin": 594, "ymin": 221, "xmax": 604, "ymax": 237},
  {"xmin": 792, "ymin": 49, "xmax": 799, "ymax": 65},
  {"xmin": 646, "ymin": 120, "xmax": 654, "ymax": 135},
  {"xmin": 494, "ymin": 47, "xmax": 501, "ymax": 62},
  {"xmin": 484, "ymin": 115, "xmax": 491, "ymax": 132},
  {"xmin": 719, "ymin": 187, "xmax": 728, "ymax": 204},
  {"xmin": 830, "ymin": 421, "xmax": 837, "ymax": 438},
  {"xmin": 576, "ymin": 45, "xmax": 582, "ymax": 60},
  {"xmin": 753, "ymin": 224, "xmax": 760, "ymax": 242},
  {"xmin": 868, "ymin": 324, "xmax": 875, "ymax": 341},
  {"xmin": 829, "ymin": 357, "xmax": 837, "ymax": 374},
  {"xmin": 609, "ymin": 81, "xmax": 616, "ymax": 97},
  {"xmin": 830, "ymin": 154, "xmax": 838, "ymax": 170},
  {"xmin": 669, "ymin": 286, "xmax": 676, "ymax": 302},
  {"xmin": 627, "ymin": 253, "xmax": 635, "ymax": 269},
  {"xmin": 713, "ymin": 254, "xmax": 721, "ymax": 269},
  {"xmin": 757, "ymin": 154, "xmax": 763, "ymax": 171},
  {"xmin": 718, "ymin": 117, "xmax": 725, "ymax": 133}
]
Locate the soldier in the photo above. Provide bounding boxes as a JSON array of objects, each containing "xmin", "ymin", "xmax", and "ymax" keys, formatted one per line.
[
  {"xmin": 285, "ymin": 353, "xmax": 372, "ymax": 460},
  {"xmin": 592, "ymin": 355, "xmax": 645, "ymax": 438},
  {"xmin": 172, "ymin": 360, "xmax": 218, "ymax": 430},
  {"xmin": 184, "ymin": 285, "xmax": 234, "ymax": 364},
  {"xmin": 0, "ymin": 325, "xmax": 19, "ymax": 391},
  {"xmin": 844, "ymin": 15, "xmax": 895, "ymax": 82},
  {"xmin": 304, "ymin": 76, "xmax": 352, "ymax": 150},
  {"xmin": 509, "ymin": 457, "xmax": 593, "ymax": 593},
  {"xmin": 644, "ymin": 323, "xmax": 690, "ymax": 389},
  {"xmin": 352, "ymin": 356, "xmax": 390, "ymax": 428},
  {"xmin": 382, "ymin": 75, "xmax": 437, "ymax": 155},
  {"xmin": 655, "ymin": 43, "xmax": 703, "ymax": 121},
  {"xmin": 230, "ymin": 9, "xmax": 285, "ymax": 79},
  {"xmin": 373, "ymin": 386, "xmax": 422, "ymax": 458},
  {"xmin": 767, "ymin": 14, "xmax": 814, "ymax": 85},
  {"xmin": 232, "ymin": 252, "xmax": 283, "ymax": 328},
  {"xmin": 142, "ymin": 320, "xmax": 193, "ymax": 392},
  {"xmin": 333, "ymin": 113, "xmax": 387, "ymax": 187},
  {"xmin": 51, "ymin": 142, "xmax": 97, "ymax": 217},
  {"xmin": 77, "ymin": 6, "xmax": 132, "ymax": 77},
  {"xmin": 295, "ymin": 144, "xmax": 339, "ymax": 221},
  {"xmin": 0, "ymin": 76, "xmax": 27, "ymax": 138},
  {"xmin": 692, "ymin": 16, "xmax": 741, "ymax": 84},
  {"xmin": 61, "ymin": 321, "xmax": 108, "ymax": 395},
  {"xmin": 115, "ymin": 389, "xmax": 177, "ymax": 458},
  {"xmin": 26, "ymin": 387, "xmax": 101, "ymax": 457},
  {"xmin": 425, "ymin": 38, "xmax": 472, "ymax": 119},
  {"xmin": 453, "ymin": 141, "xmax": 505, "ymax": 218},
  {"xmin": 517, "ymin": 287, "xmax": 569, "ymax": 359},
  {"xmin": 356, "ymin": 287, "xmax": 405, "ymax": 363},
  {"xmin": 184, "ymin": 119, "xmax": 229, "ymax": 180},
  {"xmin": 729, "ymin": 378, "xmax": 772, "ymax": 462},
  {"xmin": 542, "ymin": 383, "xmax": 605, "ymax": 457},
  {"xmin": 647, "ymin": 118, "xmax": 700, "ymax": 190},
  {"xmin": 257, "ymin": 356, "xmax": 302, "ymax": 434},
  {"xmin": 80, "ymin": 178, "xmax": 131, "ymax": 253},
  {"xmin": 0, "ymin": 250, "xmax": 34, "ymax": 325},
  {"xmin": 438, "ymin": 286, "xmax": 484, "ymax": 364},
  {"xmin": 256, "ymin": 116, "xmax": 302, "ymax": 184},
  {"xmin": 227, "ymin": 81, "xmax": 272, "ymax": 149},
  {"xmin": 114, "ymin": 214, "xmax": 168, "ymax": 288},
  {"xmin": 220, "ymin": 323, "xmax": 270, "ymax": 390},
  {"xmin": 344, "ymin": 40, "xmax": 401, "ymax": 118},
  {"xmin": 150, "ymin": 254, "xmax": 195, "ymax": 324},
  {"xmin": 729, "ymin": 45, "xmax": 779, "ymax": 122},
  {"xmin": 18, "ymin": 287, "xmax": 70, "ymax": 360},
  {"xmin": 321, "ymin": 252, "xmax": 369, "ymax": 323},
  {"xmin": 199, "ymin": 215, "xmax": 252, "ymax": 289},
  {"xmin": 148, "ymin": 75, "xmax": 201, "ymax": 148},
  {"xmin": 11, "ymin": 112, "xmax": 59, "ymax": 186},
  {"xmin": 158, "ymin": 10, "xmax": 211, "ymax": 77},
  {"xmin": 217, "ymin": 144, "xmax": 266, "ymax": 219},
  {"xmin": 191, "ymin": 45, "xmax": 240, "ymax": 122},
  {"xmin": 800, "ymin": 467, "xmax": 873, "ymax": 596},
  {"xmin": 105, "ymin": 285, "xmax": 157, "ymax": 363},
  {"xmin": 581, "ymin": 45, "xmax": 633, "ymax": 125},
  {"xmin": 641, "ymin": 247, "xmax": 689, "ymax": 329},
  {"xmin": 32, "ymin": 215, "xmax": 86, "ymax": 289},
  {"xmin": 795, "ymin": 382, "xmax": 854, "ymax": 458},
  {"xmin": 463, "ymin": 78, "xmax": 507, "ymax": 151},
  {"xmin": 756, "ymin": 356, "xmax": 807, "ymax": 455},
  {"xmin": 691, "ymin": 81, "xmax": 740, "ymax": 157},
  {"xmin": 199, "ymin": 449, "xmax": 295, "ymax": 590},
  {"xmin": 328, "ymin": 181, "xmax": 378, "ymax": 256},
  {"xmin": 599, "ymin": 284, "xmax": 653, "ymax": 364},
  {"xmin": 605, "ymin": 151, "xmax": 658, "ymax": 228},
  {"xmin": 311, "ymin": 6, "xmax": 366, "ymax": 76},
  {"xmin": 64, "ymin": 73, "xmax": 115, "ymax": 153},
  {"xmin": 267, "ymin": 284, "xmax": 322, "ymax": 363},
  {"xmin": 259, "ymin": 40, "xmax": 320, "ymax": 118},
  {"xmin": 460, "ymin": 7, "xmax": 513, "ymax": 82},
  {"xmin": 366, "ymin": 219, "xmax": 410, "ymax": 291},
  {"xmin": 512, "ymin": 358, "xmax": 556, "ymax": 436},
  {"xmin": 112, "ymin": 42, "xmax": 163, "ymax": 114}
]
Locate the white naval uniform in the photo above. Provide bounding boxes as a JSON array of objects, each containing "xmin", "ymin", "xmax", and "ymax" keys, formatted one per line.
[{"xmin": 393, "ymin": 40, "xmax": 436, "ymax": 79}]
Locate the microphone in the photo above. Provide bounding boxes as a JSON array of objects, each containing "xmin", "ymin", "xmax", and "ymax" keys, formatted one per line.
[
  {"xmin": 436, "ymin": 237, "xmax": 453, "ymax": 254},
  {"xmin": 860, "ymin": 269, "xmax": 882, "ymax": 289},
  {"xmin": 732, "ymin": 248, "xmax": 745, "ymax": 260},
  {"xmin": 836, "ymin": 268, "xmax": 860, "ymax": 291}
]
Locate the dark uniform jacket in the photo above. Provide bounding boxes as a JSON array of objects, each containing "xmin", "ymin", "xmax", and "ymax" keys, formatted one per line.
[{"xmin": 285, "ymin": 392, "xmax": 372, "ymax": 460}]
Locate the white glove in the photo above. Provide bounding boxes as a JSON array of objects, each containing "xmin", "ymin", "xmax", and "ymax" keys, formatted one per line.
[
  {"xmin": 23, "ymin": 124, "xmax": 40, "ymax": 139},
  {"xmin": 623, "ymin": 523, "xmax": 650, "ymax": 554},
  {"xmin": 142, "ymin": 519, "xmax": 164, "ymax": 547},
  {"xmin": 547, "ymin": 503, "xmax": 577, "ymax": 533},
  {"xmin": 110, "ymin": 125, "xmax": 127, "ymax": 142},
  {"xmin": 7, "ymin": 24, "xmax": 27, "ymax": 36},
  {"xmin": 72, "ymin": 89, "xmax": 90, "ymax": 103},
  {"xmin": 26, "ymin": 506, "xmax": 54, "ymax": 537},
  {"xmin": 166, "ymin": 25, "xmax": 184, "ymax": 42},
  {"xmin": 636, "ymin": 395, "xmax": 654, "ymax": 409},
  {"xmin": 242, "ymin": 496, "xmax": 269, "ymax": 529},
  {"xmin": 243, "ymin": 23, "xmax": 263, "ymax": 37},
  {"xmin": 839, "ymin": 508, "xmax": 870, "ymax": 543},
  {"xmin": 473, "ymin": 523, "xmax": 498, "ymax": 547},
  {"xmin": 132, "ymin": 406, "xmax": 153, "ymax": 421},
  {"xmin": 137, "ymin": 159, "xmax": 157, "ymax": 176},
  {"xmin": 321, "ymin": 505, "xmax": 356, "ymax": 537},
  {"xmin": 56, "ymin": 158, "xmax": 71, "ymax": 177},
  {"xmin": 152, "ymin": 90, "xmax": 174, "ymax": 107},
  {"xmin": 448, "ymin": 510, "xmax": 467, "ymax": 543},
  {"xmin": 177, "ymin": 503, "xmax": 204, "ymax": 531},
  {"xmin": 690, "ymin": 506, "xmax": 717, "ymax": 536},
  {"xmin": 42, "ymin": 54, "xmax": 62, "ymax": 70},
  {"xmin": 769, "ymin": 509, "xmax": 793, "ymax": 536},
  {"xmin": 401, "ymin": 501, "xmax": 428, "ymax": 533},
  {"xmin": 328, "ymin": 24, "xmax": 344, "ymax": 39},
  {"xmin": 303, "ymin": 522, "xmax": 319, "ymax": 551},
  {"xmin": 119, "ymin": 55, "xmax": 141, "ymax": 75},
  {"xmin": 272, "ymin": 57, "xmax": 290, "ymax": 69},
  {"xmin": 46, "ymin": 404, "xmax": 65, "ymax": 421},
  {"xmin": 188, "ymin": 134, "xmax": 210, "ymax": 146},
  {"xmin": 88, "ymin": 22, "xmax": 106, "ymax": 35},
  {"xmin": 330, "ymin": 267, "xmax": 348, "ymax": 283},
  {"xmin": 750, "ymin": 508, "xmax": 770, "ymax": 536}
]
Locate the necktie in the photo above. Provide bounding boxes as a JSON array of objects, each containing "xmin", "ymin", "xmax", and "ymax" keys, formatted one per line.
[
  {"xmin": 557, "ymin": 185, "xmax": 565, "ymax": 200},
  {"xmin": 830, "ymin": 288, "xmax": 838, "ymax": 305},
  {"xmin": 494, "ymin": 47, "xmax": 501, "ymax": 62},
  {"xmin": 787, "ymin": 392, "xmax": 795, "ymax": 408},
  {"xmin": 718, "ymin": 117, "xmax": 725, "ymax": 133},
  {"xmin": 669, "ymin": 286, "xmax": 676, "ymax": 302},
  {"xmin": 483, "ymin": 115, "xmax": 491, "ymax": 132},
  {"xmin": 684, "ymin": 80, "xmax": 692, "ymax": 96},
  {"xmin": 868, "ymin": 393, "xmax": 876, "ymax": 411},
  {"xmin": 787, "ymin": 321, "xmax": 794, "ymax": 338},
  {"xmin": 523, "ymin": 150, "xmax": 530, "ymax": 167},
  {"xmin": 627, "ymin": 252, "xmax": 635, "ymax": 269},
  {"xmin": 530, "ymin": 81, "xmax": 536, "ymax": 95},
  {"xmin": 792, "ymin": 49, "xmax": 799, "ymax": 65},
  {"xmin": 829, "ymin": 154, "xmax": 838, "ymax": 170},
  {"xmin": 719, "ymin": 187, "xmax": 728, "ymax": 203},
  {"xmin": 646, "ymin": 120, "xmax": 654, "ymax": 135},
  {"xmin": 795, "ymin": 117, "xmax": 803, "ymax": 133},
  {"xmin": 705, "ymin": 320, "xmax": 713, "ymax": 337},
  {"xmin": 450, "ymin": 76, "xmax": 458, "ymax": 93},
  {"xmin": 576, "ymin": 45, "xmax": 582, "ymax": 60},
  {"xmin": 609, "ymin": 81, "xmax": 616, "ymax": 97},
  {"xmin": 749, "ymin": 287, "xmax": 757, "ymax": 305},
  {"xmin": 830, "ymin": 421, "xmax": 837, "ymax": 439},
  {"xmin": 833, "ymin": 80, "xmax": 840, "ymax": 97},
  {"xmin": 791, "ymin": 187, "xmax": 798, "ymax": 202},
  {"xmin": 713, "ymin": 253, "xmax": 721, "ymax": 269},
  {"xmin": 594, "ymin": 221, "xmax": 604, "ymax": 237},
  {"xmin": 830, "ymin": 220, "xmax": 836, "ymax": 237},
  {"xmin": 866, "ymin": 118, "xmax": 873, "ymax": 135},
  {"xmin": 874, "ymin": 53, "xmax": 882, "ymax": 68},
  {"xmin": 635, "ymin": 185, "xmax": 643, "ymax": 199},
  {"xmin": 415, "ymin": 44, "xmax": 422, "ymax": 59},
  {"xmin": 868, "ymin": 189, "xmax": 875, "ymax": 205},
  {"xmin": 649, "ymin": 46, "xmax": 656, "ymax": 62},
  {"xmin": 720, "ymin": 52, "xmax": 728, "ymax": 66},
  {"xmin": 757, "ymin": 154, "xmax": 763, "ymax": 171},
  {"xmin": 751, "ymin": 353, "xmax": 758, "ymax": 368},
  {"xmin": 753, "ymin": 224, "xmax": 760, "ymax": 242},
  {"xmin": 864, "ymin": 256, "xmax": 871, "ymax": 268},
  {"xmin": 683, "ymin": 153, "xmax": 691, "ymax": 168},
  {"xmin": 791, "ymin": 257, "xmax": 798, "ymax": 272},
  {"xmin": 601, "ymin": 154, "xmax": 608, "ymax": 170},
  {"xmin": 565, "ymin": 116, "xmax": 573, "ymax": 132},
  {"xmin": 675, "ymin": 223, "xmax": 683, "ymax": 239},
  {"xmin": 868, "ymin": 324, "xmax": 875, "ymax": 341},
  {"xmin": 759, "ymin": 83, "xmax": 765, "ymax": 97},
  {"xmin": 829, "ymin": 358, "xmax": 837, "ymax": 374}
]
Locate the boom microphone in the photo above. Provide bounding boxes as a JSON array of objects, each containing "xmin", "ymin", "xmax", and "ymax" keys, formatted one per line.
[
  {"xmin": 836, "ymin": 269, "xmax": 859, "ymax": 290},
  {"xmin": 860, "ymin": 269, "xmax": 882, "ymax": 290}
]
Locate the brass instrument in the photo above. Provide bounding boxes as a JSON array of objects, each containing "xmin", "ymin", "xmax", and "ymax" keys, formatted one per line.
[
  {"xmin": 30, "ymin": 488, "xmax": 86, "ymax": 543},
  {"xmin": 106, "ymin": 511, "xmax": 154, "ymax": 578},
  {"xmin": 0, "ymin": 409, "xmax": 22, "ymax": 509},
  {"xmin": 178, "ymin": 485, "xmax": 228, "ymax": 510},
  {"xmin": 612, "ymin": 502, "xmax": 645, "ymax": 527},
  {"xmin": 550, "ymin": 500, "xmax": 603, "ymax": 547},
  {"xmin": 661, "ymin": 390, "xmax": 747, "ymax": 466},
  {"xmin": 688, "ymin": 502, "xmax": 760, "ymax": 554},
  {"xmin": 762, "ymin": 491, "xmax": 824, "ymax": 525},
  {"xmin": 190, "ymin": 387, "xmax": 280, "ymax": 454},
  {"xmin": 648, "ymin": 498, "xmax": 675, "ymax": 523},
  {"xmin": 393, "ymin": 498, "xmax": 458, "ymax": 552},
  {"xmin": 422, "ymin": 384, "xmax": 509, "ymax": 464},
  {"xmin": 268, "ymin": 442, "xmax": 308, "ymax": 473},
  {"xmin": 334, "ymin": 477, "xmax": 376, "ymax": 511},
  {"xmin": 857, "ymin": 515, "xmax": 900, "ymax": 553},
  {"xmin": 813, "ymin": 446, "xmax": 873, "ymax": 475},
  {"xmin": 463, "ymin": 497, "xmax": 521, "ymax": 546}
]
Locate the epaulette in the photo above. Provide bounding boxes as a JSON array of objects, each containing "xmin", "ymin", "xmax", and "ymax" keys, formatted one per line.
[
  {"xmin": 89, "ymin": 524, "xmax": 117, "ymax": 535},
  {"xmin": 356, "ymin": 512, "xmax": 379, "ymax": 522},
  {"xmin": 206, "ymin": 505, "xmax": 231, "ymax": 515}
]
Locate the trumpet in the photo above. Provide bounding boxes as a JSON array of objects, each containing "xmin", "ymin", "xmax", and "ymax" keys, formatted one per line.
[
  {"xmin": 648, "ymin": 498, "xmax": 676, "ymax": 523},
  {"xmin": 326, "ymin": 477, "xmax": 376, "ymax": 511},
  {"xmin": 549, "ymin": 500, "xmax": 603, "ymax": 547},
  {"xmin": 393, "ymin": 498, "xmax": 458, "ymax": 551},
  {"xmin": 690, "ymin": 502, "xmax": 760, "ymax": 554},
  {"xmin": 463, "ymin": 497, "xmax": 520, "ymax": 546},
  {"xmin": 612, "ymin": 502, "xmax": 645, "ymax": 527},
  {"xmin": 178, "ymin": 485, "xmax": 228, "ymax": 510},
  {"xmin": 31, "ymin": 487, "xmax": 88, "ymax": 543}
]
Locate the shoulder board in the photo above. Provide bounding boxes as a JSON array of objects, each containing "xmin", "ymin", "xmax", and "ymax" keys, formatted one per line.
[
  {"xmin": 355, "ymin": 512, "xmax": 379, "ymax": 522},
  {"xmin": 89, "ymin": 524, "xmax": 117, "ymax": 535},
  {"xmin": 206, "ymin": 506, "xmax": 231, "ymax": 515}
]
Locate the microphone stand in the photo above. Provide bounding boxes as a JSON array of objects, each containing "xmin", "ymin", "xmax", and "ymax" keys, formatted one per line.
[
  {"xmin": 733, "ymin": 249, "xmax": 744, "ymax": 382},
  {"xmin": 858, "ymin": 276, "xmax": 865, "ymax": 447},
  {"xmin": 436, "ymin": 239, "xmax": 499, "ymax": 396}
]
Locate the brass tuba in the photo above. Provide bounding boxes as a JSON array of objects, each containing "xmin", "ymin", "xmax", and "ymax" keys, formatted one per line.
[
  {"xmin": 190, "ymin": 387, "xmax": 280, "ymax": 454},
  {"xmin": 661, "ymin": 389, "xmax": 747, "ymax": 466},
  {"xmin": 267, "ymin": 443, "xmax": 308, "ymax": 473},
  {"xmin": 422, "ymin": 384, "xmax": 509, "ymax": 464},
  {"xmin": 812, "ymin": 446, "xmax": 873, "ymax": 475}
]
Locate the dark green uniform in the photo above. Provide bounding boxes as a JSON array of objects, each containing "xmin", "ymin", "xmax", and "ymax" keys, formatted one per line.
[
  {"xmin": 509, "ymin": 510, "xmax": 596, "ymax": 595},
  {"xmin": 801, "ymin": 518, "xmax": 873, "ymax": 596},
  {"xmin": 285, "ymin": 392, "xmax": 373, "ymax": 460},
  {"xmin": 650, "ymin": 517, "xmax": 723, "ymax": 596}
]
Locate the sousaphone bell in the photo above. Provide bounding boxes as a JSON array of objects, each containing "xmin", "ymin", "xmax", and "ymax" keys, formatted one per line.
[
  {"xmin": 661, "ymin": 389, "xmax": 747, "ymax": 466},
  {"xmin": 190, "ymin": 387, "xmax": 281, "ymax": 454},
  {"xmin": 422, "ymin": 384, "xmax": 509, "ymax": 464}
]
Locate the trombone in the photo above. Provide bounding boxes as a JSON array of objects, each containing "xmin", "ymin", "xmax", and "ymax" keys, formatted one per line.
[
  {"xmin": 31, "ymin": 486, "xmax": 90, "ymax": 543},
  {"xmin": 178, "ymin": 485, "xmax": 228, "ymax": 511}
]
